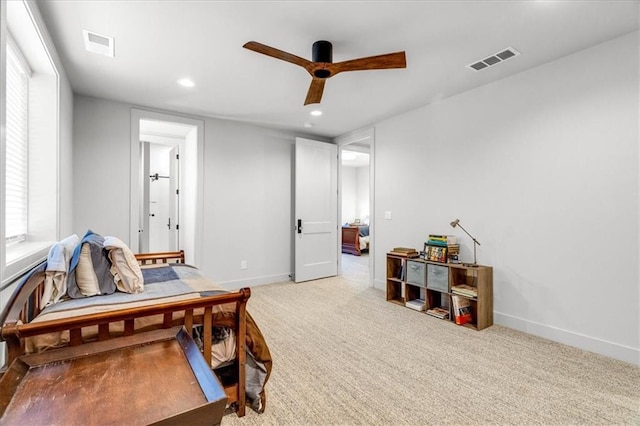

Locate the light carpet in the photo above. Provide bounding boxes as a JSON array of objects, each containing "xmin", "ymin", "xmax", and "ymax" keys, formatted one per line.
[{"xmin": 223, "ymin": 274, "xmax": 640, "ymax": 425}]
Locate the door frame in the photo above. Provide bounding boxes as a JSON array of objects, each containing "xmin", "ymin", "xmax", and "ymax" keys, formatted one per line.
[
  {"xmin": 334, "ymin": 127, "xmax": 375, "ymax": 287},
  {"xmin": 129, "ymin": 109, "xmax": 204, "ymax": 266}
]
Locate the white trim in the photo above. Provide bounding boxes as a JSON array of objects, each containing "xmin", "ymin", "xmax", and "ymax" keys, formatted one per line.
[
  {"xmin": 130, "ymin": 109, "xmax": 204, "ymax": 266},
  {"xmin": 6, "ymin": 32, "xmax": 32, "ymax": 77},
  {"xmin": 495, "ymin": 311, "xmax": 640, "ymax": 366},
  {"xmin": 0, "ymin": 0, "xmax": 7, "ymax": 284},
  {"xmin": 334, "ymin": 127, "xmax": 375, "ymax": 287}
]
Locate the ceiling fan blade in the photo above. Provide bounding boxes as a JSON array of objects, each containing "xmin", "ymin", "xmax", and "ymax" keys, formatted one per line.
[
  {"xmin": 304, "ymin": 78, "xmax": 326, "ymax": 105},
  {"xmin": 243, "ymin": 41, "xmax": 312, "ymax": 69},
  {"xmin": 331, "ymin": 51, "xmax": 406, "ymax": 75}
]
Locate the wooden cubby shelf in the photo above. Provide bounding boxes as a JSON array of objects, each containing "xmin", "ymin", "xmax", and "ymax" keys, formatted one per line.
[{"xmin": 386, "ymin": 252, "xmax": 493, "ymax": 330}]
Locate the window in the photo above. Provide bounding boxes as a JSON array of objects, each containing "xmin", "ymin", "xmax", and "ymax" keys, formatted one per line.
[
  {"xmin": 5, "ymin": 41, "xmax": 30, "ymax": 248},
  {"xmin": 1, "ymin": 0, "xmax": 59, "ymax": 284}
]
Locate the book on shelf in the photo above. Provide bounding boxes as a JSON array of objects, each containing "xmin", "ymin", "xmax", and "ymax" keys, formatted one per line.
[
  {"xmin": 451, "ymin": 284, "xmax": 478, "ymax": 298},
  {"xmin": 397, "ymin": 262, "xmax": 406, "ymax": 280},
  {"xmin": 389, "ymin": 248, "xmax": 419, "ymax": 258},
  {"xmin": 405, "ymin": 298, "xmax": 426, "ymax": 311},
  {"xmin": 426, "ymin": 235, "xmax": 457, "ymax": 246},
  {"xmin": 451, "ymin": 295, "xmax": 473, "ymax": 325},
  {"xmin": 426, "ymin": 307, "xmax": 450, "ymax": 319},
  {"xmin": 393, "ymin": 247, "xmax": 417, "ymax": 253},
  {"xmin": 424, "ymin": 244, "xmax": 447, "ymax": 262}
]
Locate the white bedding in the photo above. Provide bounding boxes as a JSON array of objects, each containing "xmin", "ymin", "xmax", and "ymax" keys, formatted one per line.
[{"xmin": 360, "ymin": 235, "xmax": 370, "ymax": 250}]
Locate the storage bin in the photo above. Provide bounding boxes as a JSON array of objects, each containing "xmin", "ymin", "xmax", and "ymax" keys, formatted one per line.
[
  {"xmin": 427, "ymin": 264, "xmax": 449, "ymax": 292},
  {"xmin": 406, "ymin": 260, "xmax": 426, "ymax": 287}
]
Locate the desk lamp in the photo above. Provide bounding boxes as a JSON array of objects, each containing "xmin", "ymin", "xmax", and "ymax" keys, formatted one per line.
[{"xmin": 450, "ymin": 219, "xmax": 480, "ymax": 266}]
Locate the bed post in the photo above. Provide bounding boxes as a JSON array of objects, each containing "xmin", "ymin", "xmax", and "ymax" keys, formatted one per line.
[{"xmin": 235, "ymin": 287, "xmax": 250, "ymax": 417}]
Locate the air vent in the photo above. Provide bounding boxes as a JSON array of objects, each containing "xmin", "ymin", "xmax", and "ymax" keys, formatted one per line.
[
  {"xmin": 467, "ymin": 47, "xmax": 519, "ymax": 72},
  {"xmin": 83, "ymin": 29, "xmax": 115, "ymax": 57}
]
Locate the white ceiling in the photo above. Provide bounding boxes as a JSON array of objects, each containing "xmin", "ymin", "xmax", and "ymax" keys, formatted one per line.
[{"xmin": 36, "ymin": 1, "xmax": 639, "ymax": 139}]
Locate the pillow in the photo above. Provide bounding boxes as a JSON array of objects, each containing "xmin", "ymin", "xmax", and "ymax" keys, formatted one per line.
[
  {"xmin": 67, "ymin": 230, "xmax": 116, "ymax": 298},
  {"xmin": 103, "ymin": 236, "xmax": 144, "ymax": 294},
  {"xmin": 42, "ymin": 234, "xmax": 79, "ymax": 305}
]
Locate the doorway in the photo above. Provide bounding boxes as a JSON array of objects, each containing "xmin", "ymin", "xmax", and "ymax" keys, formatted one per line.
[
  {"xmin": 336, "ymin": 128, "xmax": 374, "ymax": 286},
  {"xmin": 129, "ymin": 109, "xmax": 204, "ymax": 266},
  {"xmin": 139, "ymin": 138, "xmax": 181, "ymax": 253}
]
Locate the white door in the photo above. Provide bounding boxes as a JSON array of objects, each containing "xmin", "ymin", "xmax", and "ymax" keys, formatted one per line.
[
  {"xmin": 294, "ymin": 138, "xmax": 338, "ymax": 282},
  {"xmin": 168, "ymin": 146, "xmax": 180, "ymax": 251}
]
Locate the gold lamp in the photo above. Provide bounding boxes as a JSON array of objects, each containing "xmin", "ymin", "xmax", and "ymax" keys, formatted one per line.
[{"xmin": 450, "ymin": 219, "xmax": 481, "ymax": 266}]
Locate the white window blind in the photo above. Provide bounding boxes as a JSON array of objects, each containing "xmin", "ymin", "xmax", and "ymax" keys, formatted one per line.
[{"xmin": 5, "ymin": 43, "xmax": 29, "ymax": 245}]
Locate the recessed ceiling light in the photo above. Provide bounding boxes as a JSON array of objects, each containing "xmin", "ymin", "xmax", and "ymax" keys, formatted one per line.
[
  {"xmin": 177, "ymin": 78, "xmax": 195, "ymax": 88},
  {"xmin": 310, "ymin": 110, "xmax": 322, "ymax": 117},
  {"xmin": 304, "ymin": 122, "xmax": 314, "ymax": 128},
  {"xmin": 342, "ymin": 151, "xmax": 357, "ymax": 161}
]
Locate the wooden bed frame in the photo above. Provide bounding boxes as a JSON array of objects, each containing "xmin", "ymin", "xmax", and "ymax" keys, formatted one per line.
[
  {"xmin": 0, "ymin": 250, "xmax": 249, "ymax": 417},
  {"xmin": 341, "ymin": 226, "xmax": 368, "ymax": 256}
]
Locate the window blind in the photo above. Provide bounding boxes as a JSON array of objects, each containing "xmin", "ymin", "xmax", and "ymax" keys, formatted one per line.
[{"xmin": 5, "ymin": 44, "xmax": 29, "ymax": 244}]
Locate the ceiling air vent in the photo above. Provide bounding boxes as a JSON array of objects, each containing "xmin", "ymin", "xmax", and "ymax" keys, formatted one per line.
[
  {"xmin": 83, "ymin": 29, "xmax": 115, "ymax": 58},
  {"xmin": 467, "ymin": 47, "xmax": 519, "ymax": 72}
]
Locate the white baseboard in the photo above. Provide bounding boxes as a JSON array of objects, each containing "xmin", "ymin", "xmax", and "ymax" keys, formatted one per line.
[
  {"xmin": 495, "ymin": 312, "xmax": 639, "ymax": 366},
  {"xmin": 218, "ymin": 273, "xmax": 292, "ymax": 290},
  {"xmin": 373, "ymin": 278, "xmax": 385, "ymax": 291}
]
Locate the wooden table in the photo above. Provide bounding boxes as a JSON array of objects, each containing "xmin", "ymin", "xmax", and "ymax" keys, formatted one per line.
[{"xmin": 0, "ymin": 326, "xmax": 227, "ymax": 425}]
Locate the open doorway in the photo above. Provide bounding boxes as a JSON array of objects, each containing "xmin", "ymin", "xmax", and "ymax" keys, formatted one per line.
[
  {"xmin": 129, "ymin": 109, "xmax": 204, "ymax": 266},
  {"xmin": 336, "ymin": 128, "xmax": 374, "ymax": 285},
  {"xmin": 139, "ymin": 120, "xmax": 188, "ymax": 253}
]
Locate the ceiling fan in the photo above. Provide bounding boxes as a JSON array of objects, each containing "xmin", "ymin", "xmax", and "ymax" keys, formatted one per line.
[{"xmin": 243, "ymin": 40, "xmax": 406, "ymax": 105}]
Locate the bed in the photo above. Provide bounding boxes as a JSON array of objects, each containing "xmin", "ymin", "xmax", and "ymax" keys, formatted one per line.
[
  {"xmin": 341, "ymin": 225, "xmax": 370, "ymax": 256},
  {"xmin": 0, "ymin": 247, "xmax": 272, "ymax": 419}
]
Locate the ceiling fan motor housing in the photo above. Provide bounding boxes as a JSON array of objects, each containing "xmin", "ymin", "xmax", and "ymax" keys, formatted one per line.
[{"xmin": 312, "ymin": 40, "xmax": 332, "ymax": 78}]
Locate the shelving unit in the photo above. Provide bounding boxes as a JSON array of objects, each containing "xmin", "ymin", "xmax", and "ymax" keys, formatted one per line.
[
  {"xmin": 386, "ymin": 252, "xmax": 493, "ymax": 330},
  {"xmin": 385, "ymin": 254, "xmax": 406, "ymax": 306}
]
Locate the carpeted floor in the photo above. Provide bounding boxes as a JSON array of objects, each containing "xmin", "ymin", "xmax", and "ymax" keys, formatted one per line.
[{"xmin": 223, "ymin": 272, "xmax": 640, "ymax": 425}]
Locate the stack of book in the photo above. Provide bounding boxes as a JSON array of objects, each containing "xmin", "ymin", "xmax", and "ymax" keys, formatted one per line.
[
  {"xmin": 451, "ymin": 294, "xmax": 473, "ymax": 325},
  {"xmin": 389, "ymin": 247, "xmax": 419, "ymax": 258},
  {"xmin": 405, "ymin": 298, "xmax": 426, "ymax": 311},
  {"xmin": 425, "ymin": 234, "xmax": 460, "ymax": 263},
  {"xmin": 426, "ymin": 234, "xmax": 457, "ymax": 246},
  {"xmin": 451, "ymin": 284, "xmax": 478, "ymax": 299},
  {"xmin": 426, "ymin": 307, "xmax": 450, "ymax": 320}
]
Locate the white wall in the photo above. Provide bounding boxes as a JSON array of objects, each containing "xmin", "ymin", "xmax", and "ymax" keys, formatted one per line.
[
  {"xmin": 201, "ymin": 118, "xmax": 296, "ymax": 287},
  {"xmin": 73, "ymin": 96, "xmax": 300, "ymax": 288},
  {"xmin": 356, "ymin": 165, "xmax": 369, "ymax": 222},
  {"xmin": 342, "ymin": 165, "xmax": 370, "ymax": 225},
  {"xmin": 372, "ymin": 32, "xmax": 639, "ymax": 365},
  {"xmin": 73, "ymin": 96, "xmax": 132, "ymax": 238},
  {"xmin": 341, "ymin": 167, "xmax": 357, "ymax": 224}
]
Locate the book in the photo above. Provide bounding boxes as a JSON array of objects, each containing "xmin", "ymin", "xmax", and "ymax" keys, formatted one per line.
[
  {"xmin": 427, "ymin": 235, "xmax": 457, "ymax": 245},
  {"xmin": 392, "ymin": 247, "xmax": 418, "ymax": 253},
  {"xmin": 451, "ymin": 295, "xmax": 473, "ymax": 325},
  {"xmin": 389, "ymin": 250, "xmax": 419, "ymax": 258},
  {"xmin": 424, "ymin": 245, "xmax": 447, "ymax": 262},
  {"xmin": 405, "ymin": 298, "xmax": 426, "ymax": 311},
  {"xmin": 426, "ymin": 307, "xmax": 450, "ymax": 319},
  {"xmin": 397, "ymin": 262, "xmax": 406, "ymax": 280},
  {"xmin": 451, "ymin": 284, "xmax": 478, "ymax": 298}
]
